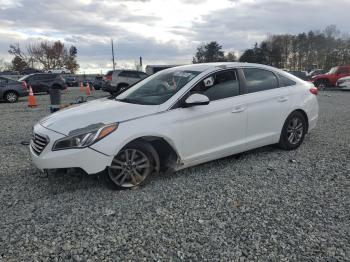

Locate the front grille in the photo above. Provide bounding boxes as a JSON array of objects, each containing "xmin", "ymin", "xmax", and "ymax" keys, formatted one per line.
[{"xmin": 31, "ymin": 133, "xmax": 49, "ymax": 155}]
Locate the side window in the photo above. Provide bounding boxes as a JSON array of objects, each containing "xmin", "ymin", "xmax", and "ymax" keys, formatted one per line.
[
  {"xmin": 128, "ymin": 71, "xmax": 141, "ymax": 78},
  {"xmin": 118, "ymin": 71, "xmax": 129, "ymax": 77},
  {"xmin": 243, "ymin": 68, "xmax": 278, "ymax": 93},
  {"xmin": 278, "ymin": 74, "xmax": 296, "ymax": 87},
  {"xmin": 190, "ymin": 70, "xmax": 240, "ymax": 101},
  {"xmin": 138, "ymin": 72, "xmax": 148, "ymax": 78},
  {"xmin": 0, "ymin": 77, "xmax": 8, "ymax": 85}
]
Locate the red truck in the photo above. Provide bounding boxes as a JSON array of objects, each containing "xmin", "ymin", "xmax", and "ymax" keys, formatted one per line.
[{"xmin": 312, "ymin": 66, "xmax": 350, "ymax": 89}]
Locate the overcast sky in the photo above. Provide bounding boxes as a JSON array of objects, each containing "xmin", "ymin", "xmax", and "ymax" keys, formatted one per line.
[{"xmin": 1, "ymin": 0, "xmax": 350, "ymax": 73}]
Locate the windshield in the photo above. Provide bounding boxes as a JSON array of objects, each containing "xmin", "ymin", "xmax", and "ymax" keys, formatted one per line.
[
  {"xmin": 116, "ymin": 68, "xmax": 201, "ymax": 105},
  {"xmin": 328, "ymin": 67, "xmax": 338, "ymax": 74}
]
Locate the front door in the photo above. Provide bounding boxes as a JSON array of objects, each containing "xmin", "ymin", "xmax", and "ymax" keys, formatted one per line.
[{"xmin": 173, "ymin": 69, "xmax": 247, "ymax": 165}]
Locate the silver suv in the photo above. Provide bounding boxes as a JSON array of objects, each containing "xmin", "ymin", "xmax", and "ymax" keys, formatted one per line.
[{"xmin": 103, "ymin": 70, "xmax": 148, "ymax": 95}]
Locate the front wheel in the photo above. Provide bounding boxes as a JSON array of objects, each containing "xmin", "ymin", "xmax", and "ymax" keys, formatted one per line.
[
  {"xmin": 278, "ymin": 111, "xmax": 307, "ymax": 150},
  {"xmin": 108, "ymin": 142, "xmax": 157, "ymax": 189},
  {"xmin": 315, "ymin": 79, "xmax": 329, "ymax": 91},
  {"xmin": 4, "ymin": 91, "xmax": 18, "ymax": 103}
]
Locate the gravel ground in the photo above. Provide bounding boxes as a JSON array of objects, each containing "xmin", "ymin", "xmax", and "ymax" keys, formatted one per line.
[{"xmin": 0, "ymin": 88, "xmax": 349, "ymax": 261}]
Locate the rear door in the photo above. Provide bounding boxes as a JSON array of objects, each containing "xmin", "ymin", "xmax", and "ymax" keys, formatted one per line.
[
  {"xmin": 241, "ymin": 68, "xmax": 292, "ymax": 149},
  {"xmin": 117, "ymin": 71, "xmax": 130, "ymax": 86},
  {"xmin": 28, "ymin": 75, "xmax": 41, "ymax": 92}
]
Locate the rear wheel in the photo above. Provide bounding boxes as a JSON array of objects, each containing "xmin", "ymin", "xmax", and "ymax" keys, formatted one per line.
[
  {"xmin": 108, "ymin": 142, "xmax": 157, "ymax": 189},
  {"xmin": 4, "ymin": 91, "xmax": 18, "ymax": 103},
  {"xmin": 278, "ymin": 111, "xmax": 307, "ymax": 150},
  {"xmin": 117, "ymin": 83, "xmax": 130, "ymax": 93}
]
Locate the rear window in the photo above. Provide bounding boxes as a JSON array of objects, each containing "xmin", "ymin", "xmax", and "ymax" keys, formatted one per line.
[
  {"xmin": 138, "ymin": 72, "xmax": 148, "ymax": 78},
  {"xmin": 106, "ymin": 71, "xmax": 113, "ymax": 76},
  {"xmin": 243, "ymin": 68, "xmax": 279, "ymax": 93},
  {"xmin": 278, "ymin": 74, "xmax": 296, "ymax": 87}
]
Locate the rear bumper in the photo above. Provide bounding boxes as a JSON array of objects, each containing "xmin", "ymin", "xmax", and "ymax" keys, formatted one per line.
[{"xmin": 30, "ymin": 124, "xmax": 113, "ymax": 174}]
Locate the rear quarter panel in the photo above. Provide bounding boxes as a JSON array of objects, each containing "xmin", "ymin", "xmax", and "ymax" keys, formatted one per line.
[{"xmin": 288, "ymin": 82, "xmax": 318, "ymax": 132}]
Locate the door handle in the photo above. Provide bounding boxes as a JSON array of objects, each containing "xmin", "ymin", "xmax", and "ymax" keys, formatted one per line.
[
  {"xmin": 232, "ymin": 106, "xmax": 246, "ymax": 113},
  {"xmin": 278, "ymin": 96, "xmax": 288, "ymax": 102}
]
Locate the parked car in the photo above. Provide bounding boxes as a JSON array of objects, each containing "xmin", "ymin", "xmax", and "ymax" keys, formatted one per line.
[
  {"xmin": 19, "ymin": 73, "xmax": 67, "ymax": 94},
  {"xmin": 30, "ymin": 63, "xmax": 319, "ymax": 189},
  {"xmin": 145, "ymin": 65, "xmax": 181, "ymax": 75},
  {"xmin": 102, "ymin": 70, "xmax": 148, "ymax": 95},
  {"xmin": 0, "ymin": 70, "xmax": 19, "ymax": 76},
  {"xmin": 47, "ymin": 68, "xmax": 71, "ymax": 74},
  {"xmin": 20, "ymin": 68, "xmax": 42, "ymax": 75},
  {"xmin": 288, "ymin": 71, "xmax": 309, "ymax": 81},
  {"xmin": 312, "ymin": 66, "xmax": 350, "ymax": 89},
  {"xmin": 92, "ymin": 76, "xmax": 103, "ymax": 90},
  {"xmin": 64, "ymin": 75, "xmax": 78, "ymax": 87},
  {"xmin": 336, "ymin": 76, "xmax": 350, "ymax": 90},
  {"xmin": 0, "ymin": 76, "xmax": 28, "ymax": 103}
]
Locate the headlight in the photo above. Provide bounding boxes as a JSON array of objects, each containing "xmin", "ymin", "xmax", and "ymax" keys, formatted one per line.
[{"xmin": 52, "ymin": 123, "xmax": 118, "ymax": 151}]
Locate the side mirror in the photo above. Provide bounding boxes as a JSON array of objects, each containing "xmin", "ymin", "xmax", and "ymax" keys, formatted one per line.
[{"xmin": 183, "ymin": 93, "xmax": 210, "ymax": 108}]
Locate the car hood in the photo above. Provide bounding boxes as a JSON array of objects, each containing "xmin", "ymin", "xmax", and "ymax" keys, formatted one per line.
[{"xmin": 39, "ymin": 97, "xmax": 160, "ymax": 135}]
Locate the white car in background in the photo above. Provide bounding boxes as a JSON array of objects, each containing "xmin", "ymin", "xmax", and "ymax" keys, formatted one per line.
[
  {"xmin": 336, "ymin": 76, "xmax": 350, "ymax": 90},
  {"xmin": 30, "ymin": 63, "xmax": 319, "ymax": 189},
  {"xmin": 47, "ymin": 68, "xmax": 71, "ymax": 74}
]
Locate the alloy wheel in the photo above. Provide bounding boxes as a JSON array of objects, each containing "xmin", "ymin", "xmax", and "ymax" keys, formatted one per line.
[
  {"xmin": 6, "ymin": 92, "xmax": 17, "ymax": 103},
  {"xmin": 108, "ymin": 148, "xmax": 151, "ymax": 188},
  {"xmin": 286, "ymin": 117, "xmax": 304, "ymax": 145}
]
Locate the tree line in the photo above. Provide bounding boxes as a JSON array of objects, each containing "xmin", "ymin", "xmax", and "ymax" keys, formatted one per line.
[
  {"xmin": 193, "ymin": 25, "xmax": 350, "ymax": 71},
  {"xmin": 7, "ymin": 41, "xmax": 79, "ymax": 73}
]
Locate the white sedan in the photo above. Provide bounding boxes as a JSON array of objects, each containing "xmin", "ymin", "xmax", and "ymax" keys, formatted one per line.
[
  {"xmin": 30, "ymin": 63, "xmax": 319, "ymax": 189},
  {"xmin": 336, "ymin": 76, "xmax": 350, "ymax": 90}
]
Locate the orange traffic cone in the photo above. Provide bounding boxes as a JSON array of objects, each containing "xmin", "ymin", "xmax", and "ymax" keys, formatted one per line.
[
  {"xmin": 28, "ymin": 85, "xmax": 37, "ymax": 108},
  {"xmin": 86, "ymin": 82, "xmax": 91, "ymax": 96},
  {"xmin": 79, "ymin": 82, "xmax": 84, "ymax": 92}
]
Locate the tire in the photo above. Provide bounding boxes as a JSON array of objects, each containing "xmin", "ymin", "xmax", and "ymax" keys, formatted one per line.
[
  {"xmin": 107, "ymin": 142, "xmax": 159, "ymax": 189},
  {"xmin": 315, "ymin": 79, "xmax": 329, "ymax": 91},
  {"xmin": 4, "ymin": 91, "xmax": 18, "ymax": 103},
  {"xmin": 278, "ymin": 111, "xmax": 307, "ymax": 150}
]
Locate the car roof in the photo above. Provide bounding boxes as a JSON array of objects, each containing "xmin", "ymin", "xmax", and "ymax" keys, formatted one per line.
[{"xmin": 162, "ymin": 63, "xmax": 293, "ymax": 78}]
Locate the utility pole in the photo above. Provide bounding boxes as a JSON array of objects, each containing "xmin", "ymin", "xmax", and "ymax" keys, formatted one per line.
[
  {"xmin": 111, "ymin": 39, "xmax": 116, "ymax": 70},
  {"xmin": 139, "ymin": 56, "xmax": 143, "ymax": 68}
]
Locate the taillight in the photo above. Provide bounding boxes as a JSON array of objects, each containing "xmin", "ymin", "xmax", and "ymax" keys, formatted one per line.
[
  {"xmin": 309, "ymin": 87, "xmax": 318, "ymax": 95},
  {"xmin": 105, "ymin": 75, "xmax": 112, "ymax": 81},
  {"xmin": 21, "ymin": 81, "xmax": 27, "ymax": 89}
]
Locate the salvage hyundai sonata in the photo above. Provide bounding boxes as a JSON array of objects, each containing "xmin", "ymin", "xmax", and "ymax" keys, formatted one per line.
[{"xmin": 30, "ymin": 63, "xmax": 319, "ymax": 189}]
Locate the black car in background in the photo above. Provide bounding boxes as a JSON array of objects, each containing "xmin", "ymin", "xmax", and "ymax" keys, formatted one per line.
[
  {"xmin": 92, "ymin": 76, "xmax": 103, "ymax": 90},
  {"xmin": 19, "ymin": 73, "xmax": 67, "ymax": 94},
  {"xmin": 288, "ymin": 71, "xmax": 309, "ymax": 81},
  {"xmin": 0, "ymin": 76, "xmax": 28, "ymax": 103},
  {"xmin": 64, "ymin": 75, "xmax": 78, "ymax": 87}
]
